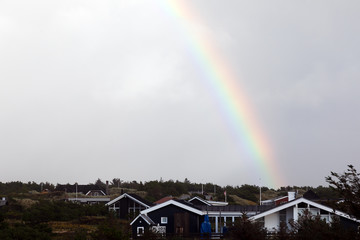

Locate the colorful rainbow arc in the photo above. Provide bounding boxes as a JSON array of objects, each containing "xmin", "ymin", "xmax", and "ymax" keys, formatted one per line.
[{"xmin": 161, "ymin": 1, "xmax": 284, "ymax": 188}]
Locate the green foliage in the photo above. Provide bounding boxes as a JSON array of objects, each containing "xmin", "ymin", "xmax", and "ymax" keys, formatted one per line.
[
  {"xmin": 73, "ymin": 228, "xmax": 89, "ymax": 240},
  {"xmin": 312, "ymin": 185, "xmax": 339, "ymax": 199},
  {"xmin": 228, "ymin": 214, "xmax": 268, "ymax": 240},
  {"xmin": 91, "ymin": 218, "xmax": 129, "ymax": 240},
  {"xmin": 0, "ymin": 222, "xmax": 52, "ymax": 240},
  {"xmin": 22, "ymin": 201, "xmax": 108, "ymax": 224},
  {"xmin": 228, "ymin": 210, "xmax": 360, "ymax": 240},
  {"xmin": 287, "ymin": 209, "xmax": 360, "ymax": 240},
  {"xmin": 0, "ymin": 181, "xmax": 54, "ymax": 195},
  {"xmin": 326, "ymin": 165, "xmax": 360, "ymax": 218}
]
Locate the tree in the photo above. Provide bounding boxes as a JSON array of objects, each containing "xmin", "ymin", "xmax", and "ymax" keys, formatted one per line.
[
  {"xmin": 111, "ymin": 178, "xmax": 122, "ymax": 188},
  {"xmin": 325, "ymin": 165, "xmax": 360, "ymax": 218},
  {"xmin": 228, "ymin": 214, "xmax": 268, "ymax": 240},
  {"xmin": 95, "ymin": 178, "xmax": 106, "ymax": 188}
]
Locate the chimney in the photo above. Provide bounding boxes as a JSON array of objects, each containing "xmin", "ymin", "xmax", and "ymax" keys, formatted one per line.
[
  {"xmin": 106, "ymin": 181, "xmax": 109, "ymax": 195},
  {"xmin": 288, "ymin": 192, "xmax": 296, "ymax": 201}
]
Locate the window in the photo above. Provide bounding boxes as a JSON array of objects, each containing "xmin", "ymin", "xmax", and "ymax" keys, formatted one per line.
[
  {"xmin": 137, "ymin": 227, "xmax": 144, "ymax": 236},
  {"xmin": 161, "ymin": 217, "xmax": 168, "ymax": 224}
]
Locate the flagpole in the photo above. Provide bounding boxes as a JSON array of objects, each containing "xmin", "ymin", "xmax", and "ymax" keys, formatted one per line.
[{"xmin": 259, "ymin": 178, "xmax": 262, "ymax": 206}]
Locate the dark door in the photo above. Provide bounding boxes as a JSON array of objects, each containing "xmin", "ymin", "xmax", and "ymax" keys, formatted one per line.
[{"xmin": 174, "ymin": 212, "xmax": 190, "ymax": 236}]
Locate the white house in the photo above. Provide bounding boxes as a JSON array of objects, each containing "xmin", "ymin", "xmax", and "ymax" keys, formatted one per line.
[{"xmin": 250, "ymin": 197, "xmax": 360, "ymax": 231}]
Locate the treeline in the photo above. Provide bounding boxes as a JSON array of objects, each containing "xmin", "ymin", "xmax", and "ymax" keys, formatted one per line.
[
  {"xmin": 102, "ymin": 178, "xmax": 339, "ymax": 203},
  {"xmin": 0, "ymin": 181, "xmax": 54, "ymax": 195},
  {"xmin": 1, "ymin": 178, "xmax": 339, "ymax": 203}
]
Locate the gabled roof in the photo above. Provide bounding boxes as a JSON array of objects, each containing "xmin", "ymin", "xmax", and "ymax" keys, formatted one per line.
[
  {"xmin": 188, "ymin": 196, "xmax": 228, "ymax": 206},
  {"xmin": 188, "ymin": 196, "xmax": 211, "ymax": 206},
  {"xmin": 105, "ymin": 193, "xmax": 153, "ymax": 208},
  {"xmin": 250, "ymin": 197, "xmax": 360, "ymax": 223},
  {"xmin": 130, "ymin": 214, "xmax": 156, "ymax": 226},
  {"xmin": 140, "ymin": 199, "xmax": 204, "ymax": 216},
  {"xmin": 85, "ymin": 190, "xmax": 106, "ymax": 196}
]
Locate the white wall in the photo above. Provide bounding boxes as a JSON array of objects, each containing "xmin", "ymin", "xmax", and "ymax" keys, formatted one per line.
[{"xmin": 264, "ymin": 212, "xmax": 279, "ymax": 230}]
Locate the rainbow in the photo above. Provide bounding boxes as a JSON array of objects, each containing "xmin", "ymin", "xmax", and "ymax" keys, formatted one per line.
[{"xmin": 160, "ymin": 1, "xmax": 284, "ymax": 188}]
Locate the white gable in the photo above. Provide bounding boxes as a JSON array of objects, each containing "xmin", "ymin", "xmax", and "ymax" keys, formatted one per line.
[
  {"xmin": 250, "ymin": 197, "xmax": 360, "ymax": 223},
  {"xmin": 106, "ymin": 193, "xmax": 151, "ymax": 208},
  {"xmin": 141, "ymin": 200, "xmax": 204, "ymax": 216}
]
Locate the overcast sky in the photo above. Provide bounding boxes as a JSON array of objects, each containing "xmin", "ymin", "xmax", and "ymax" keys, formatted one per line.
[{"xmin": 1, "ymin": 1, "xmax": 359, "ymax": 188}]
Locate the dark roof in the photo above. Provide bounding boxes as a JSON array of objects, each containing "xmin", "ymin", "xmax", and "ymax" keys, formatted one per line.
[
  {"xmin": 198, "ymin": 204, "xmax": 273, "ymax": 213},
  {"xmin": 173, "ymin": 199, "xmax": 202, "ymax": 210},
  {"xmin": 55, "ymin": 184, "xmax": 106, "ymax": 194},
  {"xmin": 128, "ymin": 193, "xmax": 154, "ymax": 207}
]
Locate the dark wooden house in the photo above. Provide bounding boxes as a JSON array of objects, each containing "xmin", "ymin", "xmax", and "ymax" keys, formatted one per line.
[
  {"xmin": 106, "ymin": 193, "xmax": 153, "ymax": 219},
  {"xmin": 131, "ymin": 199, "xmax": 204, "ymax": 238}
]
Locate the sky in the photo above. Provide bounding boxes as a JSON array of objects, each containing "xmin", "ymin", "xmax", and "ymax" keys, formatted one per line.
[{"xmin": 1, "ymin": 0, "xmax": 360, "ymax": 189}]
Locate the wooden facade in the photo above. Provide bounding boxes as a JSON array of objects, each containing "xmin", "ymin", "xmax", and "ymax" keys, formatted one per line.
[
  {"xmin": 106, "ymin": 193, "xmax": 153, "ymax": 219},
  {"xmin": 131, "ymin": 200, "xmax": 204, "ymax": 238}
]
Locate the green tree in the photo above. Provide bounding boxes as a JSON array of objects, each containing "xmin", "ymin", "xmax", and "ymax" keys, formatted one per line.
[
  {"xmin": 288, "ymin": 209, "xmax": 359, "ymax": 240},
  {"xmin": 228, "ymin": 214, "xmax": 268, "ymax": 240},
  {"xmin": 325, "ymin": 165, "xmax": 360, "ymax": 218},
  {"xmin": 91, "ymin": 219, "xmax": 129, "ymax": 240}
]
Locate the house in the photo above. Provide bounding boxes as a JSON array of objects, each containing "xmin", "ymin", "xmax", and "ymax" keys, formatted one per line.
[
  {"xmin": 250, "ymin": 197, "xmax": 360, "ymax": 231},
  {"xmin": 55, "ymin": 184, "xmax": 107, "ymax": 196},
  {"xmin": 67, "ymin": 197, "xmax": 110, "ymax": 204},
  {"xmin": 130, "ymin": 199, "xmax": 204, "ymax": 238},
  {"xmin": 105, "ymin": 193, "xmax": 153, "ymax": 219},
  {"xmin": 198, "ymin": 204, "xmax": 273, "ymax": 233},
  {"xmin": 261, "ymin": 192, "xmax": 296, "ymax": 206},
  {"xmin": 130, "ymin": 196, "xmax": 273, "ymax": 236}
]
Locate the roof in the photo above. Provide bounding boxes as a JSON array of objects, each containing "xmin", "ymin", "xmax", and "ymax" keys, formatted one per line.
[
  {"xmin": 140, "ymin": 199, "xmax": 204, "ymax": 216},
  {"xmin": 188, "ymin": 196, "xmax": 211, "ymax": 206},
  {"xmin": 105, "ymin": 193, "xmax": 153, "ymax": 208},
  {"xmin": 188, "ymin": 196, "xmax": 228, "ymax": 206},
  {"xmin": 206, "ymin": 200, "xmax": 228, "ymax": 206},
  {"xmin": 67, "ymin": 197, "xmax": 110, "ymax": 203},
  {"xmin": 154, "ymin": 196, "xmax": 174, "ymax": 205},
  {"xmin": 250, "ymin": 197, "xmax": 360, "ymax": 223},
  {"xmin": 55, "ymin": 184, "xmax": 106, "ymax": 194},
  {"xmin": 130, "ymin": 214, "xmax": 156, "ymax": 226},
  {"xmin": 199, "ymin": 204, "xmax": 273, "ymax": 213}
]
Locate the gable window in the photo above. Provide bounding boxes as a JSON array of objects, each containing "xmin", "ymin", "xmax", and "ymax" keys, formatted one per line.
[{"xmin": 161, "ymin": 217, "xmax": 168, "ymax": 224}]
